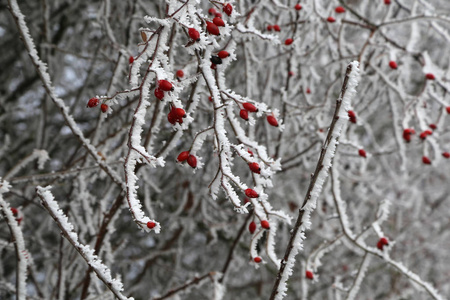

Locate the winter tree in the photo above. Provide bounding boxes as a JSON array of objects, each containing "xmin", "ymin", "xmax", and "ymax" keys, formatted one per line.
[{"xmin": 1, "ymin": 0, "xmax": 450, "ymax": 299}]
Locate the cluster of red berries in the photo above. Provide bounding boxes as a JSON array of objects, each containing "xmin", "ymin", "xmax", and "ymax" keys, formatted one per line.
[
  {"xmin": 87, "ymin": 97, "xmax": 108, "ymax": 113},
  {"xmin": 239, "ymin": 102, "xmax": 258, "ymax": 121},
  {"xmin": 266, "ymin": 24, "xmax": 281, "ymax": 32},
  {"xmin": 419, "ymin": 129, "xmax": 433, "ymax": 140},
  {"xmin": 348, "ymin": 110, "xmax": 357, "ymax": 123},
  {"xmin": 402, "ymin": 128, "xmax": 415, "ymax": 142},
  {"xmin": 377, "ymin": 237, "xmax": 389, "ymax": 250},
  {"xmin": 248, "ymin": 219, "xmax": 270, "ymax": 234},
  {"xmin": 155, "ymin": 79, "xmax": 174, "ymax": 101},
  {"xmin": 177, "ymin": 151, "xmax": 197, "ymax": 168},
  {"xmin": 167, "ymin": 105, "xmax": 186, "ymax": 125}
]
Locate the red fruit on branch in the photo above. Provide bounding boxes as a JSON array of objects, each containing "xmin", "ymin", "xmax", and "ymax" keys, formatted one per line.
[
  {"xmin": 188, "ymin": 28, "xmax": 200, "ymax": 41},
  {"xmin": 206, "ymin": 21, "xmax": 220, "ymax": 35},
  {"xmin": 147, "ymin": 221, "xmax": 156, "ymax": 229},
  {"xmin": 240, "ymin": 109, "xmax": 249, "ymax": 121},
  {"xmin": 87, "ymin": 97, "xmax": 99, "ymax": 108},
  {"xmin": 267, "ymin": 115, "xmax": 279, "ymax": 127},
  {"xmin": 11, "ymin": 207, "xmax": 18, "ymax": 216},
  {"xmin": 327, "ymin": 16, "xmax": 336, "ymax": 23},
  {"xmin": 447, "ymin": 106, "xmax": 450, "ymax": 114},
  {"xmin": 384, "ymin": 0, "xmax": 391, "ymax": 4},
  {"xmin": 305, "ymin": 270, "xmax": 314, "ymax": 280},
  {"xmin": 442, "ymin": 152, "xmax": 450, "ymax": 158},
  {"xmin": 215, "ymin": 12, "xmax": 222, "ymax": 18},
  {"xmin": 243, "ymin": 102, "xmax": 258, "ymax": 112},
  {"xmin": 177, "ymin": 151, "xmax": 189, "ymax": 162},
  {"xmin": 249, "ymin": 221, "xmax": 256, "ymax": 234},
  {"xmin": 358, "ymin": 149, "xmax": 366, "ymax": 158},
  {"xmin": 187, "ymin": 155, "xmax": 197, "ymax": 168},
  {"xmin": 218, "ymin": 50, "xmax": 230, "ymax": 59},
  {"xmin": 154, "ymin": 88, "xmax": 164, "ymax": 100},
  {"xmin": 254, "ymin": 256, "xmax": 262, "ymax": 263},
  {"xmin": 420, "ymin": 132, "xmax": 428, "ymax": 139},
  {"xmin": 425, "ymin": 73, "xmax": 435, "ymax": 80},
  {"xmin": 335, "ymin": 6, "xmax": 345, "ymax": 13},
  {"xmin": 306, "ymin": 88, "xmax": 311, "ymax": 94},
  {"xmin": 175, "ymin": 108, "xmax": 186, "ymax": 118},
  {"xmin": 176, "ymin": 70, "xmax": 184, "ymax": 78},
  {"xmin": 285, "ymin": 38, "xmax": 293, "ymax": 45},
  {"xmin": 209, "ymin": 96, "xmax": 213, "ymax": 102},
  {"xmin": 295, "ymin": 4, "xmax": 302, "ymax": 10},
  {"xmin": 223, "ymin": 3, "xmax": 233, "ymax": 16},
  {"xmin": 248, "ymin": 149, "xmax": 254, "ymax": 156},
  {"xmin": 429, "ymin": 124, "xmax": 437, "ymax": 130},
  {"xmin": 273, "ymin": 24, "xmax": 281, "ymax": 32},
  {"xmin": 389, "ymin": 61, "xmax": 398, "ymax": 69},
  {"xmin": 403, "ymin": 128, "xmax": 414, "ymax": 142},
  {"xmin": 422, "ymin": 156, "xmax": 431, "ymax": 165},
  {"xmin": 208, "ymin": 7, "xmax": 217, "ymax": 15},
  {"xmin": 100, "ymin": 104, "xmax": 108, "ymax": 113},
  {"xmin": 249, "ymin": 162, "xmax": 261, "ymax": 174},
  {"xmin": 377, "ymin": 237, "xmax": 389, "ymax": 250},
  {"xmin": 348, "ymin": 110, "xmax": 356, "ymax": 118},
  {"xmin": 261, "ymin": 220, "xmax": 270, "ymax": 229},
  {"xmin": 213, "ymin": 17, "xmax": 225, "ymax": 27},
  {"xmin": 245, "ymin": 188, "xmax": 259, "ymax": 198},
  {"xmin": 211, "ymin": 63, "xmax": 217, "ymax": 70},
  {"xmin": 288, "ymin": 71, "xmax": 294, "ymax": 77},
  {"xmin": 424, "ymin": 130, "xmax": 432, "ymax": 135},
  {"xmin": 129, "ymin": 56, "xmax": 134, "ymax": 64},
  {"xmin": 267, "ymin": 25, "xmax": 273, "ymax": 31},
  {"xmin": 158, "ymin": 80, "xmax": 173, "ymax": 91}
]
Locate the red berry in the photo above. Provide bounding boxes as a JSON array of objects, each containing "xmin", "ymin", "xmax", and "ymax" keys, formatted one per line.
[
  {"xmin": 349, "ymin": 116, "xmax": 357, "ymax": 123},
  {"xmin": 295, "ymin": 4, "xmax": 302, "ymax": 10},
  {"xmin": 245, "ymin": 188, "xmax": 259, "ymax": 198},
  {"xmin": 442, "ymin": 152, "xmax": 450, "ymax": 158},
  {"xmin": 261, "ymin": 220, "xmax": 270, "ymax": 229},
  {"xmin": 425, "ymin": 73, "xmax": 435, "ymax": 80},
  {"xmin": 147, "ymin": 221, "xmax": 156, "ymax": 229},
  {"xmin": 288, "ymin": 71, "xmax": 294, "ymax": 77},
  {"xmin": 424, "ymin": 129, "xmax": 432, "ymax": 135},
  {"xmin": 188, "ymin": 28, "xmax": 201, "ymax": 41},
  {"xmin": 154, "ymin": 88, "xmax": 164, "ymax": 100},
  {"xmin": 213, "ymin": 17, "xmax": 225, "ymax": 27},
  {"xmin": 285, "ymin": 38, "xmax": 293, "ymax": 45},
  {"xmin": 335, "ymin": 6, "xmax": 345, "ymax": 13},
  {"xmin": 11, "ymin": 207, "xmax": 18, "ymax": 216},
  {"xmin": 208, "ymin": 7, "xmax": 217, "ymax": 15},
  {"xmin": 389, "ymin": 61, "xmax": 398, "ymax": 69},
  {"xmin": 420, "ymin": 132, "xmax": 428, "ymax": 140},
  {"xmin": 218, "ymin": 50, "xmax": 230, "ymax": 59},
  {"xmin": 223, "ymin": 3, "xmax": 233, "ymax": 16},
  {"xmin": 327, "ymin": 16, "xmax": 336, "ymax": 23},
  {"xmin": 175, "ymin": 108, "xmax": 186, "ymax": 118},
  {"xmin": 377, "ymin": 237, "xmax": 389, "ymax": 250},
  {"xmin": 348, "ymin": 110, "xmax": 356, "ymax": 118},
  {"xmin": 168, "ymin": 112, "xmax": 176, "ymax": 125},
  {"xmin": 429, "ymin": 124, "xmax": 437, "ymax": 130},
  {"xmin": 177, "ymin": 151, "xmax": 190, "ymax": 162},
  {"xmin": 403, "ymin": 128, "xmax": 413, "ymax": 142},
  {"xmin": 273, "ymin": 24, "xmax": 281, "ymax": 32},
  {"xmin": 267, "ymin": 115, "xmax": 279, "ymax": 127},
  {"xmin": 249, "ymin": 162, "xmax": 261, "ymax": 174},
  {"xmin": 267, "ymin": 25, "xmax": 273, "ymax": 31},
  {"xmin": 305, "ymin": 270, "xmax": 314, "ymax": 280},
  {"xmin": 206, "ymin": 21, "xmax": 220, "ymax": 35},
  {"xmin": 358, "ymin": 149, "xmax": 366, "ymax": 158},
  {"xmin": 215, "ymin": 12, "xmax": 222, "ymax": 18},
  {"xmin": 209, "ymin": 96, "xmax": 213, "ymax": 102},
  {"xmin": 243, "ymin": 102, "xmax": 258, "ymax": 112},
  {"xmin": 100, "ymin": 104, "xmax": 108, "ymax": 113},
  {"xmin": 447, "ymin": 106, "xmax": 450, "ymax": 114},
  {"xmin": 187, "ymin": 155, "xmax": 197, "ymax": 168},
  {"xmin": 249, "ymin": 221, "xmax": 256, "ymax": 234},
  {"xmin": 158, "ymin": 80, "xmax": 173, "ymax": 91},
  {"xmin": 254, "ymin": 256, "xmax": 262, "ymax": 263},
  {"xmin": 422, "ymin": 156, "xmax": 431, "ymax": 165},
  {"xmin": 211, "ymin": 63, "xmax": 217, "ymax": 70},
  {"xmin": 176, "ymin": 70, "xmax": 184, "ymax": 78},
  {"xmin": 129, "ymin": 56, "xmax": 134, "ymax": 64},
  {"xmin": 87, "ymin": 97, "xmax": 99, "ymax": 108},
  {"xmin": 240, "ymin": 109, "xmax": 249, "ymax": 121},
  {"xmin": 248, "ymin": 149, "xmax": 254, "ymax": 156},
  {"xmin": 306, "ymin": 88, "xmax": 311, "ymax": 94},
  {"xmin": 384, "ymin": 0, "xmax": 391, "ymax": 4}
]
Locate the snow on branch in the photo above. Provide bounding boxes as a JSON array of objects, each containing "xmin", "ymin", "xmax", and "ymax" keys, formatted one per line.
[
  {"xmin": 36, "ymin": 186, "xmax": 133, "ymax": 300},
  {"xmin": 0, "ymin": 179, "xmax": 28, "ymax": 300},
  {"xmin": 269, "ymin": 61, "xmax": 361, "ymax": 300}
]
